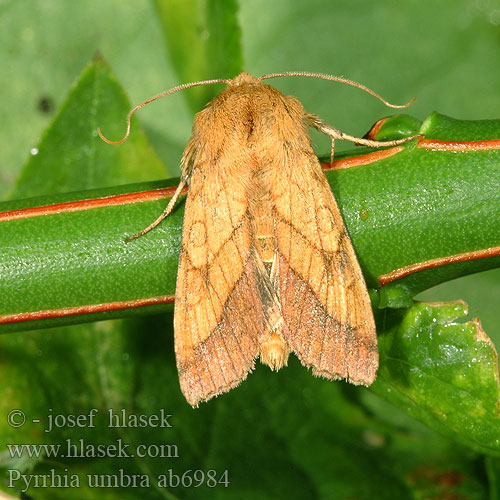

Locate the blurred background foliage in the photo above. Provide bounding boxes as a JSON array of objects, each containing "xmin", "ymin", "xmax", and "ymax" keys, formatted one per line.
[{"xmin": 1, "ymin": 0, "xmax": 500, "ymax": 498}]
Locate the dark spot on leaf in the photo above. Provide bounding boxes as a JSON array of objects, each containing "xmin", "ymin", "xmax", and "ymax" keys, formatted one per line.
[{"xmin": 38, "ymin": 96, "xmax": 54, "ymax": 114}]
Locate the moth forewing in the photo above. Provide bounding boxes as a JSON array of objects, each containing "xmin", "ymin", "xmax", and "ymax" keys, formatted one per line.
[
  {"xmin": 264, "ymin": 89, "xmax": 378, "ymax": 387},
  {"xmin": 173, "ymin": 124, "xmax": 262, "ymax": 407}
]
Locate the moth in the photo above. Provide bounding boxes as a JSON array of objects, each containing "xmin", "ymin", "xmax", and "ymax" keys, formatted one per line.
[{"xmin": 99, "ymin": 72, "xmax": 416, "ymax": 407}]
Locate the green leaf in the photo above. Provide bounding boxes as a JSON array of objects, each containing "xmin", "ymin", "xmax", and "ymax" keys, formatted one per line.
[
  {"xmin": 0, "ymin": 314, "xmax": 492, "ymax": 499},
  {"xmin": 153, "ymin": 0, "xmax": 243, "ymax": 112},
  {"xmin": 10, "ymin": 54, "xmax": 166, "ymax": 199},
  {"xmin": 373, "ymin": 301, "xmax": 500, "ymax": 455}
]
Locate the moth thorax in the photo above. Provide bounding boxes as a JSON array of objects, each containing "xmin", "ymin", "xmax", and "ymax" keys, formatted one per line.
[{"xmin": 260, "ymin": 331, "xmax": 290, "ymax": 371}]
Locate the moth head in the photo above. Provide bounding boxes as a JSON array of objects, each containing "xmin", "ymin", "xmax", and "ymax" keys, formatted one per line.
[{"xmin": 229, "ymin": 72, "xmax": 261, "ymax": 87}]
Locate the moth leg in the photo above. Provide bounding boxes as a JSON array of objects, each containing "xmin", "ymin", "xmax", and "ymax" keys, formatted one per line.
[
  {"xmin": 126, "ymin": 178, "xmax": 187, "ymax": 242},
  {"xmin": 305, "ymin": 112, "xmax": 420, "ymax": 163}
]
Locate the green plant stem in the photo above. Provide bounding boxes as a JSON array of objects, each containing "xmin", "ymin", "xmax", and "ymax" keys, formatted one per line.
[{"xmin": 0, "ymin": 113, "xmax": 499, "ymax": 332}]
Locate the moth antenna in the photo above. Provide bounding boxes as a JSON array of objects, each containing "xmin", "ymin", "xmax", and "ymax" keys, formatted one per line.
[
  {"xmin": 260, "ymin": 71, "xmax": 416, "ymax": 109},
  {"xmin": 98, "ymin": 78, "xmax": 231, "ymax": 145}
]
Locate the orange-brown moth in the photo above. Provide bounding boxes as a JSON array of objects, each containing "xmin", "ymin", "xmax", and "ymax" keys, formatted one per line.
[{"xmin": 99, "ymin": 72, "xmax": 417, "ymax": 407}]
